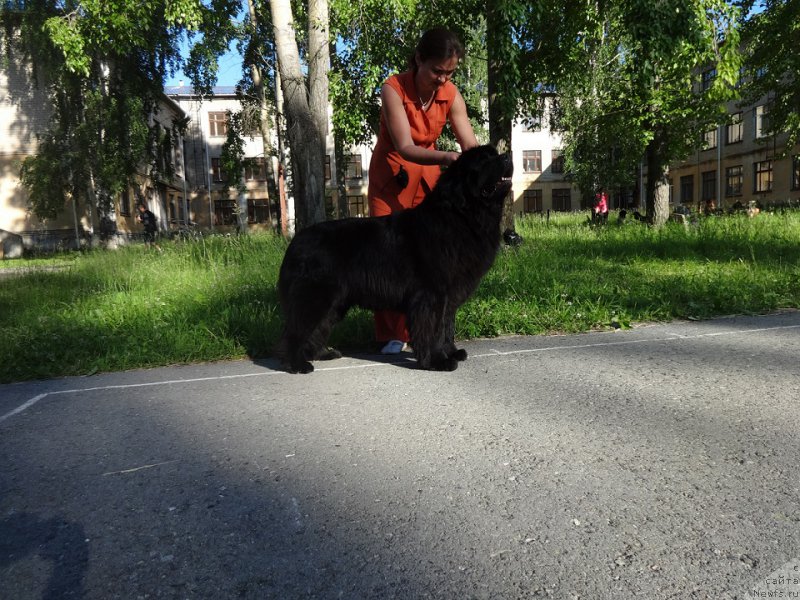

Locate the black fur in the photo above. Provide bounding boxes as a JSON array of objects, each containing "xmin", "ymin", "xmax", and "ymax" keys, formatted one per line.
[{"xmin": 277, "ymin": 145, "xmax": 513, "ymax": 373}]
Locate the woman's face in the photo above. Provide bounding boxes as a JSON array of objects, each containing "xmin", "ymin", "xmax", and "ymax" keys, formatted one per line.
[{"xmin": 415, "ymin": 53, "xmax": 459, "ymax": 95}]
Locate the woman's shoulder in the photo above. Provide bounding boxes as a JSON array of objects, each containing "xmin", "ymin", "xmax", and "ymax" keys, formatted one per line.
[
  {"xmin": 440, "ymin": 80, "xmax": 458, "ymax": 102},
  {"xmin": 384, "ymin": 71, "xmax": 413, "ymax": 96}
]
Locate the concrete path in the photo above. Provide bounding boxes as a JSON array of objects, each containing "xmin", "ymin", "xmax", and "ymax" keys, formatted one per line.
[{"xmin": 2, "ymin": 311, "xmax": 799, "ymax": 599}]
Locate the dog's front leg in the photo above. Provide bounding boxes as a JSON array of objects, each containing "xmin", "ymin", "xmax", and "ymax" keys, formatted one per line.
[
  {"xmin": 408, "ymin": 292, "xmax": 458, "ymax": 371},
  {"xmin": 442, "ymin": 302, "xmax": 467, "ymax": 362}
]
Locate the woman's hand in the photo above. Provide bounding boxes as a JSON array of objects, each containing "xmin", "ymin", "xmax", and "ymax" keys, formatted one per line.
[{"xmin": 441, "ymin": 151, "xmax": 460, "ymax": 166}]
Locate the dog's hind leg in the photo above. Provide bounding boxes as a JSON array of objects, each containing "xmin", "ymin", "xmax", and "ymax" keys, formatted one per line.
[
  {"xmin": 283, "ymin": 323, "xmax": 317, "ymax": 374},
  {"xmin": 282, "ymin": 282, "xmax": 339, "ymax": 374},
  {"xmin": 309, "ymin": 304, "xmax": 346, "ymax": 361}
]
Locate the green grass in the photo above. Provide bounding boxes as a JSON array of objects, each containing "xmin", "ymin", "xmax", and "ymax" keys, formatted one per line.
[{"xmin": 2, "ymin": 211, "xmax": 799, "ymax": 383}]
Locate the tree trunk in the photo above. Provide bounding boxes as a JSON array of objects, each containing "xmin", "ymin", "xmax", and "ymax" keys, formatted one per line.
[
  {"xmin": 308, "ymin": 0, "xmax": 330, "ymax": 219},
  {"xmin": 246, "ymin": 0, "xmax": 275, "ymax": 232},
  {"xmin": 269, "ymin": 0, "xmax": 326, "ymax": 231},
  {"xmin": 237, "ymin": 177, "xmax": 249, "ymax": 233},
  {"xmin": 307, "ymin": 0, "xmax": 329, "ymax": 146},
  {"xmin": 644, "ymin": 134, "xmax": 670, "ymax": 227},
  {"xmin": 487, "ymin": 1, "xmax": 516, "ymax": 235},
  {"xmin": 334, "ymin": 135, "xmax": 349, "ymax": 218}
]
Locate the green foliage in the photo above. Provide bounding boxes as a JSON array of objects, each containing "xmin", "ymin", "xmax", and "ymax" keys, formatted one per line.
[
  {"xmin": 555, "ymin": 0, "xmax": 743, "ymax": 201},
  {"xmin": 327, "ymin": 0, "xmax": 422, "ymax": 147},
  {"xmin": 740, "ymin": 0, "xmax": 800, "ymax": 150},
  {"xmin": 220, "ymin": 110, "xmax": 247, "ymax": 193},
  {"xmin": 3, "ymin": 0, "xmax": 204, "ymax": 224},
  {"xmin": 19, "ymin": 133, "xmax": 71, "ymax": 220},
  {"xmin": 184, "ymin": 0, "xmax": 242, "ymax": 96}
]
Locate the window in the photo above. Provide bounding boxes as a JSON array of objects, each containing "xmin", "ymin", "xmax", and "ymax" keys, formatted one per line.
[
  {"xmin": 703, "ymin": 128, "xmax": 718, "ymax": 150},
  {"xmin": 523, "ymin": 189, "xmax": 542, "ymax": 213},
  {"xmin": 551, "ymin": 149, "xmax": 564, "ymax": 174},
  {"xmin": 325, "ymin": 155, "xmax": 331, "ymax": 181},
  {"xmin": 214, "ymin": 199, "xmax": 237, "ymax": 226},
  {"xmin": 552, "ymin": 188, "xmax": 571, "ymax": 212},
  {"xmin": 701, "ymin": 68, "xmax": 716, "ymax": 91},
  {"xmin": 211, "ymin": 158, "xmax": 226, "ymax": 183},
  {"xmin": 348, "ymin": 194, "xmax": 367, "ymax": 217},
  {"xmin": 701, "ymin": 171, "xmax": 716, "ymax": 202},
  {"xmin": 521, "ymin": 115, "xmax": 542, "ymax": 132},
  {"xmin": 248, "ymin": 198, "xmax": 270, "ymax": 224},
  {"xmin": 726, "ymin": 112, "xmax": 743, "ymax": 144},
  {"xmin": 523, "ymin": 150, "xmax": 542, "ymax": 173},
  {"xmin": 119, "ymin": 188, "xmax": 131, "ymax": 216},
  {"xmin": 754, "ymin": 160, "xmax": 773, "ymax": 193},
  {"xmin": 208, "ymin": 112, "xmax": 229, "ymax": 137},
  {"xmin": 725, "ymin": 165, "xmax": 743, "ymax": 197},
  {"xmin": 754, "ymin": 105, "xmax": 770, "ymax": 138},
  {"xmin": 245, "ymin": 158, "xmax": 267, "ymax": 181},
  {"xmin": 792, "ymin": 156, "xmax": 800, "ymax": 190},
  {"xmin": 680, "ymin": 175, "xmax": 694, "ymax": 204},
  {"xmin": 345, "ymin": 154, "xmax": 363, "ymax": 179}
]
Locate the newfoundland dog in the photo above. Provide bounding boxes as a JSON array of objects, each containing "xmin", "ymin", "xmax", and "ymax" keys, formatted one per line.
[{"xmin": 277, "ymin": 144, "xmax": 513, "ymax": 374}]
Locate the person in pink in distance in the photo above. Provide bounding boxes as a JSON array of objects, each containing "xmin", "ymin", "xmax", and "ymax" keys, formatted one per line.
[{"xmin": 592, "ymin": 190, "xmax": 609, "ymax": 224}]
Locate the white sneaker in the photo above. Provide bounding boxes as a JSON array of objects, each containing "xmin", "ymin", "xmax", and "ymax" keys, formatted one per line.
[{"xmin": 380, "ymin": 340, "xmax": 407, "ymax": 355}]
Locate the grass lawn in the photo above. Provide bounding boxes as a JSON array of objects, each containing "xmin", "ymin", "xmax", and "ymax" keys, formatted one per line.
[{"xmin": 1, "ymin": 210, "xmax": 799, "ymax": 383}]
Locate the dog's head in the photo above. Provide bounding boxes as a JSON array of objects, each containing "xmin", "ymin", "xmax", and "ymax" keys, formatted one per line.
[{"xmin": 438, "ymin": 145, "xmax": 513, "ymax": 208}]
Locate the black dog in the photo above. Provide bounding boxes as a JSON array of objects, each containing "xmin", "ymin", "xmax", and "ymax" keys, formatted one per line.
[{"xmin": 277, "ymin": 145, "xmax": 513, "ymax": 373}]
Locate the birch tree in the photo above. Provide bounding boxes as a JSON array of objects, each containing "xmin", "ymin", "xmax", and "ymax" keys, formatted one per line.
[{"xmin": 268, "ymin": 0, "xmax": 327, "ymax": 230}]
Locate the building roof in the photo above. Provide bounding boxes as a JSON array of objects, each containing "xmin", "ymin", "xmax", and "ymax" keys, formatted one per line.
[{"xmin": 164, "ymin": 85, "xmax": 239, "ymax": 98}]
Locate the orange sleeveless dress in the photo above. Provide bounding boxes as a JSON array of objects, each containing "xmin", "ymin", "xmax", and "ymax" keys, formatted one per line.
[{"xmin": 367, "ymin": 71, "xmax": 457, "ymax": 343}]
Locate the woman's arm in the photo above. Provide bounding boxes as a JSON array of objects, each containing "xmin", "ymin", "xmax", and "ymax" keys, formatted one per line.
[
  {"xmin": 381, "ymin": 84, "xmax": 460, "ymax": 166},
  {"xmin": 448, "ymin": 89, "xmax": 479, "ymax": 151}
]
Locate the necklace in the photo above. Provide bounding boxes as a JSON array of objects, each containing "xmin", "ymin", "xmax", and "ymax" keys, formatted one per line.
[{"xmin": 419, "ymin": 89, "xmax": 435, "ymax": 109}]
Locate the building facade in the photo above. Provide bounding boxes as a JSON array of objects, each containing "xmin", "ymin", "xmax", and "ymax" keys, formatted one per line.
[
  {"xmin": 669, "ymin": 92, "xmax": 800, "ymax": 212},
  {"xmin": 510, "ymin": 97, "xmax": 583, "ymax": 215},
  {"xmin": 1, "ymin": 47, "xmax": 189, "ymax": 251},
  {"xmin": 166, "ymin": 85, "xmax": 279, "ymax": 232}
]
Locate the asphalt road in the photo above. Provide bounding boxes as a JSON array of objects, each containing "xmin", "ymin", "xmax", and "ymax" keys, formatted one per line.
[{"xmin": 2, "ymin": 311, "xmax": 800, "ymax": 599}]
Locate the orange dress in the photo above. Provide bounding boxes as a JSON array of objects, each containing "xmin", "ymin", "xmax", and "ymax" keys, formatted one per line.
[{"xmin": 368, "ymin": 71, "xmax": 457, "ymax": 343}]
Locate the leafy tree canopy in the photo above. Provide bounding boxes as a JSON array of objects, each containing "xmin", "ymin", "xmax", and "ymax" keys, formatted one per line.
[
  {"xmin": 739, "ymin": 0, "xmax": 800, "ymax": 150},
  {"xmin": 2, "ymin": 0, "xmax": 207, "ymax": 222}
]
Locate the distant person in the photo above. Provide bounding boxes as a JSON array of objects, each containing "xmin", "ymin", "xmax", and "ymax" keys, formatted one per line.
[
  {"xmin": 592, "ymin": 191, "xmax": 609, "ymax": 224},
  {"xmin": 137, "ymin": 203, "xmax": 161, "ymax": 251}
]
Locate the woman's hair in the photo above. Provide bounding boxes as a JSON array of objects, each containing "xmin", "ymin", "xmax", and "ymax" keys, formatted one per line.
[{"xmin": 409, "ymin": 28, "xmax": 464, "ymax": 71}]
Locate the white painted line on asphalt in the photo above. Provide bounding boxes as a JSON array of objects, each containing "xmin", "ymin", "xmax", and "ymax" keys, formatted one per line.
[
  {"xmin": 2, "ymin": 322, "xmax": 798, "ymax": 424},
  {"xmin": 478, "ymin": 322, "xmax": 800, "ymax": 358},
  {"xmin": 0, "ymin": 372, "xmax": 286, "ymax": 425},
  {"xmin": 0, "ymin": 393, "xmax": 48, "ymax": 424},
  {"xmin": 101, "ymin": 460, "xmax": 179, "ymax": 476}
]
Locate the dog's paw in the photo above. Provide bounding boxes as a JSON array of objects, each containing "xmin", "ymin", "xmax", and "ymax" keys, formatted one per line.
[
  {"xmin": 450, "ymin": 348, "xmax": 468, "ymax": 362},
  {"xmin": 289, "ymin": 360, "xmax": 315, "ymax": 374},
  {"xmin": 430, "ymin": 357, "xmax": 459, "ymax": 372},
  {"xmin": 315, "ymin": 347, "xmax": 342, "ymax": 361}
]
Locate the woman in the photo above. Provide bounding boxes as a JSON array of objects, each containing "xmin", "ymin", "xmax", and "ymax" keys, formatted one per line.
[{"xmin": 368, "ymin": 28, "xmax": 479, "ymax": 355}]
